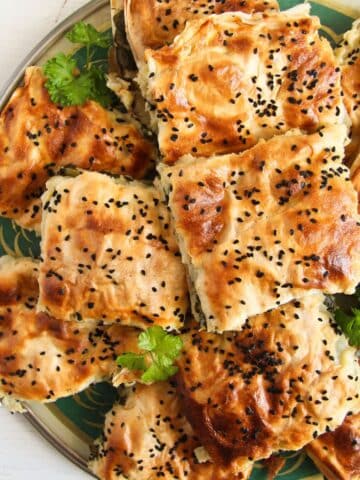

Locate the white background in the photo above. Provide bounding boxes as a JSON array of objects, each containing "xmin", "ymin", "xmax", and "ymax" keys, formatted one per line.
[{"xmin": 0, "ymin": 3, "xmax": 91, "ymax": 478}]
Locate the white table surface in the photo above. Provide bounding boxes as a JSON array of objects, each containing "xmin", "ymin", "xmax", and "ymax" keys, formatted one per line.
[{"xmin": 0, "ymin": 3, "xmax": 92, "ymax": 478}]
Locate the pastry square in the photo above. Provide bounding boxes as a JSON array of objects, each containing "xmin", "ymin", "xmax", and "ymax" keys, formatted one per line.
[
  {"xmin": 124, "ymin": 0, "xmax": 279, "ymax": 63},
  {"xmin": 336, "ymin": 18, "xmax": 360, "ymax": 165},
  {"xmin": 176, "ymin": 295, "xmax": 360, "ymax": 468},
  {"xmin": 306, "ymin": 413, "xmax": 360, "ymax": 480},
  {"xmin": 89, "ymin": 382, "xmax": 254, "ymax": 480},
  {"xmin": 38, "ymin": 171, "xmax": 188, "ymax": 329},
  {"xmin": 0, "ymin": 256, "xmax": 140, "ymax": 409},
  {"xmin": 140, "ymin": 4, "xmax": 345, "ymax": 164},
  {"xmin": 0, "ymin": 67, "xmax": 155, "ymax": 231},
  {"xmin": 159, "ymin": 126, "xmax": 360, "ymax": 331}
]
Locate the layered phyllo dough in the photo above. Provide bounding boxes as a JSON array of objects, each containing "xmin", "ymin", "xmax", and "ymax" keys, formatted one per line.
[
  {"xmin": 160, "ymin": 126, "xmax": 360, "ymax": 331},
  {"xmin": 307, "ymin": 413, "xmax": 360, "ymax": 480},
  {"xmin": 89, "ymin": 382, "xmax": 253, "ymax": 480},
  {"xmin": 124, "ymin": 0, "xmax": 279, "ymax": 64},
  {"xmin": 0, "ymin": 255, "xmax": 140, "ymax": 409},
  {"xmin": 141, "ymin": 5, "xmax": 345, "ymax": 164},
  {"xmin": 175, "ymin": 295, "xmax": 360, "ymax": 468},
  {"xmin": 38, "ymin": 171, "xmax": 188, "ymax": 329},
  {"xmin": 0, "ymin": 67, "xmax": 156, "ymax": 231}
]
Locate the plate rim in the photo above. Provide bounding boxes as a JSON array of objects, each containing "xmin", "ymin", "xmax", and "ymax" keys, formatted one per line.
[
  {"xmin": 0, "ymin": 0, "xmax": 107, "ymax": 476},
  {"xmin": 25, "ymin": 405, "xmax": 96, "ymax": 477},
  {"xmin": 0, "ymin": 0, "xmax": 107, "ymax": 111}
]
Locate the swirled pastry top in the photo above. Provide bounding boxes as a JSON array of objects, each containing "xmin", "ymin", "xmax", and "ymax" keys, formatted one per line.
[
  {"xmin": 175, "ymin": 295, "xmax": 360, "ymax": 468},
  {"xmin": 0, "ymin": 67, "xmax": 156, "ymax": 231},
  {"xmin": 89, "ymin": 382, "xmax": 253, "ymax": 480},
  {"xmin": 0, "ymin": 255, "xmax": 141, "ymax": 408},
  {"xmin": 307, "ymin": 413, "xmax": 360, "ymax": 480},
  {"xmin": 159, "ymin": 126, "xmax": 360, "ymax": 332},
  {"xmin": 140, "ymin": 5, "xmax": 345, "ymax": 164},
  {"xmin": 124, "ymin": 0, "xmax": 279, "ymax": 64},
  {"xmin": 38, "ymin": 171, "xmax": 188, "ymax": 329},
  {"xmin": 336, "ymin": 18, "xmax": 360, "ymax": 165}
]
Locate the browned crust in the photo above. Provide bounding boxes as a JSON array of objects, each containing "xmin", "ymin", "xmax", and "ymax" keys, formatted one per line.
[
  {"xmin": 306, "ymin": 413, "xmax": 360, "ymax": 480},
  {"xmin": 124, "ymin": 0, "xmax": 279, "ymax": 63},
  {"xmin": 38, "ymin": 172, "xmax": 189, "ymax": 329},
  {"xmin": 175, "ymin": 296, "xmax": 360, "ymax": 467},
  {"xmin": 0, "ymin": 67, "xmax": 156, "ymax": 230},
  {"xmin": 336, "ymin": 19, "xmax": 360, "ymax": 166},
  {"xmin": 160, "ymin": 127, "xmax": 360, "ymax": 332},
  {"xmin": 89, "ymin": 382, "xmax": 254, "ymax": 480},
  {"xmin": 143, "ymin": 7, "xmax": 344, "ymax": 164},
  {"xmin": 0, "ymin": 256, "xmax": 141, "ymax": 404}
]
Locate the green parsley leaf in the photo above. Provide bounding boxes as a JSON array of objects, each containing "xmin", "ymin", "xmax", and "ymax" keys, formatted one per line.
[
  {"xmin": 66, "ymin": 21, "xmax": 112, "ymax": 48},
  {"xmin": 117, "ymin": 353, "xmax": 147, "ymax": 371},
  {"xmin": 43, "ymin": 53, "xmax": 78, "ymax": 89},
  {"xmin": 44, "ymin": 53, "xmax": 94, "ymax": 106},
  {"xmin": 116, "ymin": 326, "xmax": 183, "ymax": 384},
  {"xmin": 87, "ymin": 65, "xmax": 114, "ymax": 107},
  {"xmin": 335, "ymin": 308, "xmax": 360, "ymax": 347},
  {"xmin": 141, "ymin": 362, "xmax": 178, "ymax": 384}
]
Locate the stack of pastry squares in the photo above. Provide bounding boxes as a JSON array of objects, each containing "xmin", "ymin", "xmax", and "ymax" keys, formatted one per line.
[{"xmin": 0, "ymin": 2, "xmax": 359, "ymax": 480}]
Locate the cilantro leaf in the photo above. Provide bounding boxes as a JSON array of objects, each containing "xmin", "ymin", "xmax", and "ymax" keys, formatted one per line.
[
  {"xmin": 141, "ymin": 363, "xmax": 178, "ymax": 384},
  {"xmin": 66, "ymin": 21, "xmax": 112, "ymax": 48},
  {"xmin": 43, "ymin": 54, "xmax": 113, "ymax": 107},
  {"xmin": 44, "ymin": 54, "xmax": 94, "ymax": 107},
  {"xmin": 43, "ymin": 53, "xmax": 78, "ymax": 88},
  {"xmin": 117, "ymin": 353, "xmax": 147, "ymax": 371},
  {"xmin": 335, "ymin": 308, "xmax": 360, "ymax": 347},
  {"xmin": 87, "ymin": 65, "xmax": 114, "ymax": 107},
  {"xmin": 117, "ymin": 326, "xmax": 183, "ymax": 383}
]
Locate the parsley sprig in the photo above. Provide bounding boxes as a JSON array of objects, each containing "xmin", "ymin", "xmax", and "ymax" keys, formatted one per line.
[
  {"xmin": 117, "ymin": 326, "xmax": 183, "ymax": 383},
  {"xmin": 43, "ymin": 22, "xmax": 113, "ymax": 107},
  {"xmin": 335, "ymin": 307, "xmax": 360, "ymax": 348}
]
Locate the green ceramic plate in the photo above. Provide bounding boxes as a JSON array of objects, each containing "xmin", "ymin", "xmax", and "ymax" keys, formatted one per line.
[{"xmin": 0, "ymin": 0, "xmax": 359, "ymax": 478}]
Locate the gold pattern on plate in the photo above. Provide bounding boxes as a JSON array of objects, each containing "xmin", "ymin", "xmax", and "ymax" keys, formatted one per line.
[{"xmin": 314, "ymin": 0, "xmax": 359, "ymax": 18}]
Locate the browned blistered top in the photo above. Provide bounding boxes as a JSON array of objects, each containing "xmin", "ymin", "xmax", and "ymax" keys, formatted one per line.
[
  {"xmin": 176, "ymin": 296, "xmax": 360, "ymax": 468},
  {"xmin": 0, "ymin": 67, "xmax": 156, "ymax": 231},
  {"xmin": 0, "ymin": 256, "xmax": 140, "ymax": 404},
  {"xmin": 142, "ymin": 5, "xmax": 345, "ymax": 165},
  {"xmin": 124, "ymin": 0, "xmax": 279, "ymax": 63},
  {"xmin": 89, "ymin": 382, "xmax": 254, "ymax": 480},
  {"xmin": 160, "ymin": 126, "xmax": 360, "ymax": 332},
  {"xmin": 38, "ymin": 171, "xmax": 188, "ymax": 330},
  {"xmin": 307, "ymin": 413, "xmax": 360, "ymax": 480}
]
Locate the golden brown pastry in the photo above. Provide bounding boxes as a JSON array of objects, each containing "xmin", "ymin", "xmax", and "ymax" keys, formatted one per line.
[
  {"xmin": 336, "ymin": 18, "xmax": 360, "ymax": 165},
  {"xmin": 175, "ymin": 295, "xmax": 360, "ymax": 469},
  {"xmin": 140, "ymin": 4, "xmax": 346, "ymax": 164},
  {"xmin": 38, "ymin": 171, "xmax": 189, "ymax": 329},
  {"xmin": 124, "ymin": 0, "xmax": 279, "ymax": 64},
  {"xmin": 0, "ymin": 255, "xmax": 140, "ymax": 410},
  {"xmin": 0, "ymin": 67, "xmax": 156, "ymax": 231},
  {"xmin": 307, "ymin": 413, "xmax": 360, "ymax": 480},
  {"xmin": 89, "ymin": 382, "xmax": 253, "ymax": 479},
  {"xmin": 159, "ymin": 126, "xmax": 360, "ymax": 332}
]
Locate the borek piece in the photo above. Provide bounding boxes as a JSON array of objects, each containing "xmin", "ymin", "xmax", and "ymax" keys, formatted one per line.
[
  {"xmin": 307, "ymin": 413, "xmax": 360, "ymax": 480},
  {"xmin": 89, "ymin": 382, "xmax": 253, "ymax": 479},
  {"xmin": 0, "ymin": 67, "xmax": 156, "ymax": 231},
  {"xmin": 38, "ymin": 171, "xmax": 188, "ymax": 329},
  {"xmin": 336, "ymin": 18, "xmax": 360, "ymax": 165},
  {"xmin": 140, "ymin": 5, "xmax": 346, "ymax": 164},
  {"xmin": 124, "ymin": 0, "xmax": 278, "ymax": 64},
  {"xmin": 159, "ymin": 126, "xmax": 360, "ymax": 332},
  {"xmin": 0, "ymin": 255, "xmax": 140, "ymax": 410},
  {"xmin": 176, "ymin": 295, "xmax": 360, "ymax": 469}
]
